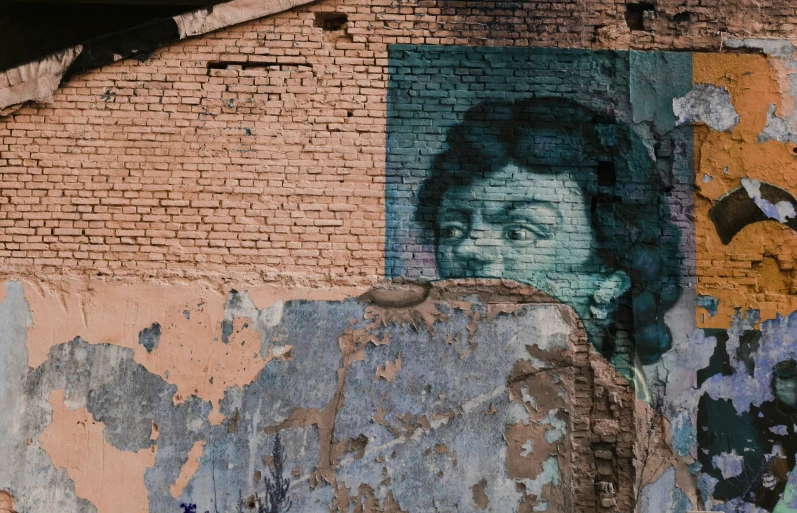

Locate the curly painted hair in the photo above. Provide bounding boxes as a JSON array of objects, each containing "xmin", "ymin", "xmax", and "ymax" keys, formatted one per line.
[{"xmin": 415, "ymin": 97, "xmax": 683, "ymax": 364}]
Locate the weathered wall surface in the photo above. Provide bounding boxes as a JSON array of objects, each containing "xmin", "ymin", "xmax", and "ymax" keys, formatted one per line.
[
  {"xmin": 0, "ymin": 279, "xmax": 641, "ymax": 513},
  {"xmin": 0, "ymin": 0, "xmax": 794, "ymax": 281},
  {"xmin": 4, "ymin": 0, "xmax": 797, "ymax": 512}
]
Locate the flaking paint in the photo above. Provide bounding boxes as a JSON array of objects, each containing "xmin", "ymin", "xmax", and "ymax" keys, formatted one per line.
[{"xmin": 39, "ymin": 390, "xmax": 157, "ymax": 513}]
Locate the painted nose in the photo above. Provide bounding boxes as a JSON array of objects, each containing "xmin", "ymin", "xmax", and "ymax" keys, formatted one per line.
[{"xmin": 453, "ymin": 229, "xmax": 502, "ymax": 275}]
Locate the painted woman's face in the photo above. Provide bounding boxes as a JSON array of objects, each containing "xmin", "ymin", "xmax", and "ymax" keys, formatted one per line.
[{"xmin": 435, "ymin": 162, "xmax": 614, "ymax": 319}]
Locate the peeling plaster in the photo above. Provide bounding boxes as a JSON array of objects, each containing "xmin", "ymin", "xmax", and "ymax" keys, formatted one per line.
[
  {"xmin": 692, "ymin": 51, "xmax": 797, "ymax": 332},
  {"xmin": 700, "ymin": 309, "xmax": 797, "ymax": 413},
  {"xmin": 21, "ymin": 280, "xmax": 364, "ymax": 424},
  {"xmin": 6, "ymin": 21, "xmax": 797, "ymax": 513},
  {"xmin": 663, "ymin": 303, "xmax": 797, "ymax": 510},
  {"xmin": 1, "ymin": 279, "xmax": 638, "ymax": 512},
  {"xmin": 0, "ymin": 286, "xmax": 97, "ymax": 513},
  {"xmin": 8, "ymin": 336, "xmax": 212, "ymax": 513},
  {"xmin": 673, "ymin": 84, "xmax": 740, "ymax": 132},
  {"xmin": 39, "ymin": 390, "xmax": 157, "ymax": 513},
  {"xmin": 722, "ymin": 39, "xmax": 797, "ymax": 146}
]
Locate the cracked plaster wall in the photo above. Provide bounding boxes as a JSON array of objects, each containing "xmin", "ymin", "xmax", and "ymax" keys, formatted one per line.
[{"xmin": 0, "ymin": 279, "xmax": 641, "ymax": 513}]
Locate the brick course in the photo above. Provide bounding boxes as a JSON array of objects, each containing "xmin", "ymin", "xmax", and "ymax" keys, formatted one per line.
[{"xmin": 0, "ymin": 0, "xmax": 789, "ymax": 282}]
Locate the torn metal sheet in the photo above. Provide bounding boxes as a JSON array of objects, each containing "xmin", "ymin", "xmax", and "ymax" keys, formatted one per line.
[
  {"xmin": 0, "ymin": 0, "xmax": 315, "ymax": 112},
  {"xmin": 174, "ymin": 0, "xmax": 315, "ymax": 38},
  {"xmin": 0, "ymin": 47, "xmax": 82, "ymax": 110}
]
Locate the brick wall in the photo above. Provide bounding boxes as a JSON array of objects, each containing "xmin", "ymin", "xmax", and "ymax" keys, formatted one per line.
[
  {"xmin": 2, "ymin": 1, "xmax": 797, "ymax": 511},
  {"xmin": 0, "ymin": 0, "xmax": 792, "ymax": 283}
]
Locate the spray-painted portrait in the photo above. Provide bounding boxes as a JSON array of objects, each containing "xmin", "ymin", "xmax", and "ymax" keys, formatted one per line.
[
  {"xmin": 384, "ymin": 49, "xmax": 697, "ymax": 399},
  {"xmin": 413, "ymin": 97, "xmax": 683, "ymax": 371}
]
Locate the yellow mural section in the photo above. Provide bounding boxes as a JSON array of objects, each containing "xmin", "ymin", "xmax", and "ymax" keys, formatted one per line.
[{"xmin": 694, "ymin": 53, "xmax": 797, "ymax": 328}]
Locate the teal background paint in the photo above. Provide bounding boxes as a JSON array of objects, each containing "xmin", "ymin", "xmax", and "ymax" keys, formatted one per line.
[{"xmin": 385, "ymin": 46, "xmax": 694, "ymax": 280}]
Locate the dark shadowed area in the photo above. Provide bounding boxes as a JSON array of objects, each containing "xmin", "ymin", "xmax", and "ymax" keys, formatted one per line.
[{"xmin": 0, "ymin": 0, "xmax": 218, "ymax": 71}]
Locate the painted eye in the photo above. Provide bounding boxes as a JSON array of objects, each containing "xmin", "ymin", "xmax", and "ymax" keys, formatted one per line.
[
  {"xmin": 505, "ymin": 227, "xmax": 534, "ymax": 242},
  {"xmin": 441, "ymin": 225, "xmax": 466, "ymax": 239}
]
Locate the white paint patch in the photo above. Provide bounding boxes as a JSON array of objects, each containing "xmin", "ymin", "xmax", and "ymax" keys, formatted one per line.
[
  {"xmin": 742, "ymin": 176, "xmax": 762, "ymax": 198},
  {"xmin": 519, "ymin": 457, "xmax": 561, "ymax": 500},
  {"xmin": 514, "ymin": 306, "xmax": 572, "ymax": 353},
  {"xmin": 712, "ymin": 450, "xmax": 745, "ymax": 479},
  {"xmin": 725, "ymin": 38, "xmax": 795, "ymax": 59},
  {"xmin": 173, "ymin": 8, "xmax": 212, "ymax": 38},
  {"xmin": 673, "ymin": 84, "xmax": 740, "ymax": 132},
  {"xmin": 770, "ymin": 425, "xmax": 789, "ymax": 436},
  {"xmin": 260, "ymin": 299, "xmax": 284, "ymax": 328},
  {"xmin": 760, "ymin": 103, "xmax": 797, "ymax": 144},
  {"xmin": 247, "ymin": 395, "xmax": 263, "ymax": 488},
  {"xmin": 540, "ymin": 409, "xmax": 567, "ymax": 444},
  {"xmin": 741, "ymin": 177, "xmax": 797, "ymax": 223},
  {"xmin": 521, "ymin": 386, "xmax": 538, "ymax": 411}
]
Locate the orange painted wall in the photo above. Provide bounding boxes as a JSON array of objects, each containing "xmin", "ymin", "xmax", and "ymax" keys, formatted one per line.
[{"xmin": 694, "ymin": 53, "xmax": 797, "ymax": 328}]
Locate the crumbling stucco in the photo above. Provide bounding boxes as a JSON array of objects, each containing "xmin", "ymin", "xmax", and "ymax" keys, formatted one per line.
[{"xmin": 0, "ymin": 279, "xmax": 642, "ymax": 512}]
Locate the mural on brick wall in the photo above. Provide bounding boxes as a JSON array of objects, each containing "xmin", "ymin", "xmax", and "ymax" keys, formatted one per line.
[
  {"xmin": 414, "ymin": 96, "xmax": 682, "ymax": 370},
  {"xmin": 386, "ymin": 47, "xmax": 695, "ymax": 395},
  {"xmin": 7, "ymin": 38, "xmax": 797, "ymax": 513},
  {"xmin": 385, "ymin": 46, "xmax": 797, "ymax": 512}
]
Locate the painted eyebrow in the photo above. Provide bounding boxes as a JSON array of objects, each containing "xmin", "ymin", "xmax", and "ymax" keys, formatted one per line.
[
  {"xmin": 437, "ymin": 207, "xmax": 471, "ymax": 219},
  {"xmin": 500, "ymin": 201, "xmax": 562, "ymax": 223}
]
